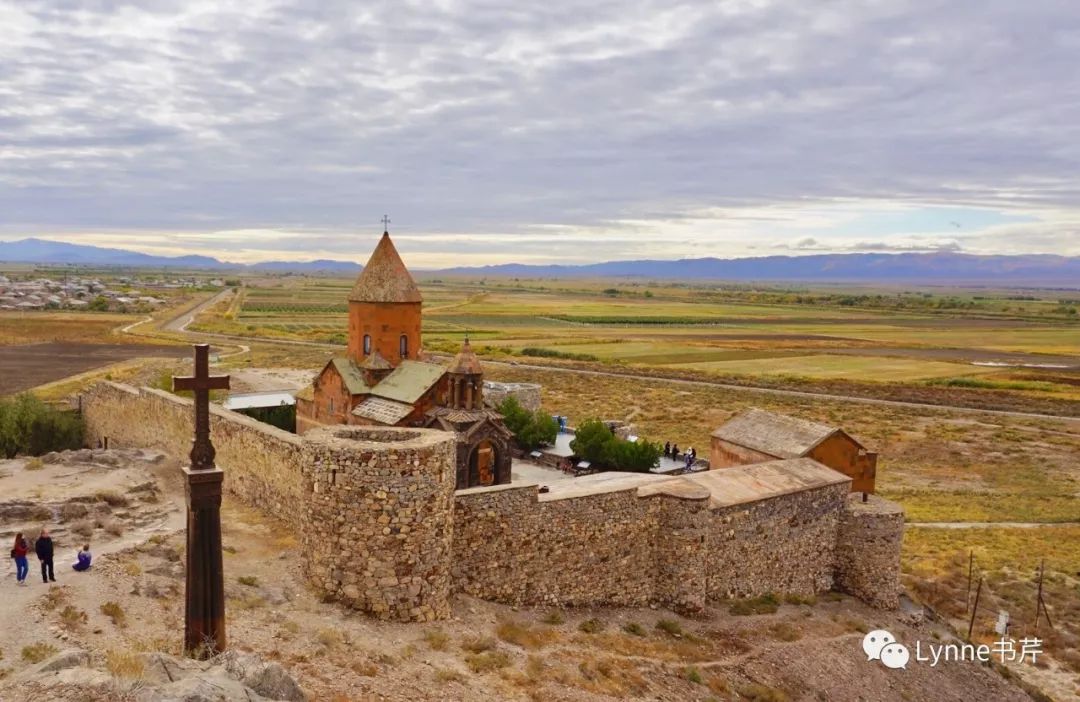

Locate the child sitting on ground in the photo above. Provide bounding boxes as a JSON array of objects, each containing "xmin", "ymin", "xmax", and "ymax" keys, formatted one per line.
[{"xmin": 72, "ymin": 544, "xmax": 92, "ymax": 572}]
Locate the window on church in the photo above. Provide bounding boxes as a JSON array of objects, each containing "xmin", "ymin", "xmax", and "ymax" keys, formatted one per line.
[
  {"xmin": 329, "ymin": 398, "xmax": 334, "ymax": 414},
  {"xmin": 363, "ymin": 334, "xmax": 371, "ymax": 355},
  {"xmin": 399, "ymin": 334, "xmax": 408, "ymax": 358}
]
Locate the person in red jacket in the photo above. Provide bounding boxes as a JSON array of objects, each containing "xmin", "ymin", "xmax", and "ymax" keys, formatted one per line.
[{"xmin": 11, "ymin": 533, "xmax": 29, "ymax": 586}]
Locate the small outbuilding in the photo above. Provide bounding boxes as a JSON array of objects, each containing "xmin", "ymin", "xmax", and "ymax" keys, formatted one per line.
[{"xmin": 709, "ymin": 408, "xmax": 877, "ymax": 493}]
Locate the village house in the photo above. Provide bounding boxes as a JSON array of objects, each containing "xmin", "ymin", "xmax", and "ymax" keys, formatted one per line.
[
  {"xmin": 710, "ymin": 408, "xmax": 877, "ymax": 493},
  {"xmin": 295, "ymin": 229, "xmax": 513, "ymax": 489}
]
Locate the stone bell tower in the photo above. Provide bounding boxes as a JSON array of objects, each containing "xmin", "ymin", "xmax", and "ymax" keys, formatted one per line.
[
  {"xmin": 346, "ymin": 228, "xmax": 423, "ymax": 367},
  {"xmin": 445, "ymin": 338, "xmax": 484, "ymax": 410}
]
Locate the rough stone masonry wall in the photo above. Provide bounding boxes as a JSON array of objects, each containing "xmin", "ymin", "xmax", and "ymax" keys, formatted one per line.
[
  {"xmin": 706, "ymin": 482, "xmax": 850, "ymax": 600},
  {"xmin": 81, "ymin": 382, "xmax": 306, "ymax": 527},
  {"xmin": 302, "ymin": 426, "xmax": 456, "ymax": 622},
  {"xmin": 453, "ymin": 480, "xmax": 862, "ymax": 610},
  {"xmin": 834, "ymin": 493, "xmax": 905, "ymax": 608},
  {"xmin": 82, "ymin": 383, "xmax": 460, "ymax": 622},
  {"xmin": 453, "ymin": 485, "xmax": 701, "ymax": 609}
]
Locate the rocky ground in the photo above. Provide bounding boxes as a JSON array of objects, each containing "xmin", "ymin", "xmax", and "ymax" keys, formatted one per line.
[{"xmin": 0, "ymin": 449, "xmax": 1049, "ymax": 701}]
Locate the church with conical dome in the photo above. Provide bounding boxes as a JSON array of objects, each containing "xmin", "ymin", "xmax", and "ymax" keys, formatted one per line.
[{"xmin": 295, "ymin": 228, "xmax": 512, "ymax": 489}]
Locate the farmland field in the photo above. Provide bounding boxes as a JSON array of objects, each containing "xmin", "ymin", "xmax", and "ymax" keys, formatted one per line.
[{"xmin": 187, "ymin": 276, "xmax": 1080, "ymax": 403}]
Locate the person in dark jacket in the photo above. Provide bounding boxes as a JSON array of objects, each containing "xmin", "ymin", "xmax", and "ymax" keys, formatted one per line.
[
  {"xmin": 72, "ymin": 544, "xmax": 92, "ymax": 572},
  {"xmin": 663, "ymin": 442, "xmax": 671, "ymax": 458},
  {"xmin": 35, "ymin": 528, "xmax": 55, "ymax": 583},
  {"xmin": 12, "ymin": 533, "xmax": 29, "ymax": 586}
]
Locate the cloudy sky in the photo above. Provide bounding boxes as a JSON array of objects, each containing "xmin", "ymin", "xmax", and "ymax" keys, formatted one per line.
[{"xmin": 1, "ymin": 1, "xmax": 1078, "ymax": 266}]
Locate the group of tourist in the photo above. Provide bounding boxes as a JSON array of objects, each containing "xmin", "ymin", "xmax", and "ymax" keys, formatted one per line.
[
  {"xmin": 663, "ymin": 442, "xmax": 697, "ymax": 469},
  {"xmin": 10, "ymin": 528, "xmax": 92, "ymax": 586}
]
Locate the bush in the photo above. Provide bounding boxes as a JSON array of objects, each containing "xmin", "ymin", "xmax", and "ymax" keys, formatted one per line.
[
  {"xmin": 578, "ymin": 618, "xmax": 605, "ymax": 634},
  {"xmin": 729, "ymin": 593, "xmax": 780, "ymax": 616},
  {"xmin": 655, "ymin": 619, "xmax": 683, "ymax": 637},
  {"xmin": 497, "ymin": 396, "xmax": 558, "ymax": 450},
  {"xmin": 570, "ymin": 418, "xmax": 661, "ymax": 472},
  {"xmin": 622, "ymin": 622, "xmax": 646, "ymax": 637},
  {"xmin": 0, "ymin": 394, "xmax": 85, "ymax": 459},
  {"xmin": 236, "ymin": 575, "xmax": 259, "ymax": 587}
]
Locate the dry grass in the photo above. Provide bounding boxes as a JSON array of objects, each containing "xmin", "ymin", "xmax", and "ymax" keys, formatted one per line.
[
  {"xmin": 71, "ymin": 519, "xmax": 94, "ymax": 537},
  {"xmin": 23, "ymin": 458, "xmax": 45, "ymax": 471},
  {"xmin": 578, "ymin": 618, "xmax": 605, "ymax": 634},
  {"xmin": 59, "ymin": 502, "xmax": 90, "ymax": 520},
  {"xmin": 95, "ymin": 490, "xmax": 129, "ymax": 507},
  {"xmin": 21, "ymin": 643, "xmax": 58, "ymax": 663},
  {"xmin": 460, "ymin": 635, "xmax": 496, "ymax": 654},
  {"xmin": 41, "ymin": 586, "xmax": 68, "ymax": 611},
  {"xmin": 316, "ymin": 628, "xmax": 345, "ymax": 648},
  {"xmin": 58, "ymin": 605, "xmax": 88, "ymax": 630},
  {"xmin": 737, "ymin": 682, "xmax": 791, "ymax": 702},
  {"xmin": 496, "ymin": 619, "xmax": 560, "ymax": 650},
  {"xmin": 105, "ymin": 650, "xmax": 145, "ymax": 679},
  {"xmin": 236, "ymin": 575, "xmax": 260, "ymax": 587},
  {"xmin": 464, "ymin": 650, "xmax": 512, "ymax": 674},
  {"xmin": 434, "ymin": 667, "xmax": 466, "ymax": 683},
  {"xmin": 101, "ymin": 601, "xmax": 127, "ymax": 628},
  {"xmin": 422, "ymin": 628, "xmax": 449, "ymax": 651}
]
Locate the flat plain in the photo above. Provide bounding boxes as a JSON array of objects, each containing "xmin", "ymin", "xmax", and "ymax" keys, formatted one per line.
[{"xmin": 2, "ymin": 267, "xmax": 1079, "ymax": 695}]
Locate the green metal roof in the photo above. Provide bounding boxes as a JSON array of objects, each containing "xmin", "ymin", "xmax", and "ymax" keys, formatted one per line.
[
  {"xmin": 330, "ymin": 357, "xmax": 372, "ymax": 395},
  {"xmin": 371, "ymin": 360, "xmax": 445, "ymax": 404}
]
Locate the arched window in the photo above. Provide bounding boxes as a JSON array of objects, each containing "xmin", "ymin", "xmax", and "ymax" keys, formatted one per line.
[
  {"xmin": 399, "ymin": 334, "xmax": 408, "ymax": 358},
  {"xmin": 328, "ymin": 398, "xmax": 334, "ymax": 414},
  {"xmin": 363, "ymin": 334, "xmax": 371, "ymax": 355}
]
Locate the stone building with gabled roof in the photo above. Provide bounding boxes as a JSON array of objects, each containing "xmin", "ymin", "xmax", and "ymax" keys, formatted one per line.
[
  {"xmin": 709, "ymin": 408, "xmax": 878, "ymax": 493},
  {"xmin": 295, "ymin": 228, "xmax": 514, "ymax": 489}
]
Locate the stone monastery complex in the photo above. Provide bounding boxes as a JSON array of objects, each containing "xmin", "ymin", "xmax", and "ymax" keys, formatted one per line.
[{"xmin": 80, "ymin": 230, "xmax": 905, "ymax": 623}]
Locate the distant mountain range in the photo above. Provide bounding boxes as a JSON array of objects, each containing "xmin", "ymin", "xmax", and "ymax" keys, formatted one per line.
[
  {"xmin": 438, "ymin": 253, "xmax": 1080, "ymax": 286},
  {"xmin": 1, "ymin": 237, "xmax": 1078, "ymax": 286},
  {"xmin": 0, "ymin": 238, "xmax": 362, "ymax": 272}
]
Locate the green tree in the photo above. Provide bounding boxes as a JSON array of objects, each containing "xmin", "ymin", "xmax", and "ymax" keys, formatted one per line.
[
  {"xmin": 570, "ymin": 417, "xmax": 660, "ymax": 472},
  {"xmin": 569, "ymin": 419, "xmax": 614, "ymax": 465},
  {"xmin": 497, "ymin": 396, "xmax": 558, "ymax": 450},
  {"xmin": 0, "ymin": 394, "xmax": 84, "ymax": 458},
  {"xmin": 87, "ymin": 295, "xmax": 110, "ymax": 311}
]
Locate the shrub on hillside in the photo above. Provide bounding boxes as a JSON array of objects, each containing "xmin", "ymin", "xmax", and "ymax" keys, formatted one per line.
[{"xmin": 0, "ymin": 394, "xmax": 84, "ymax": 459}]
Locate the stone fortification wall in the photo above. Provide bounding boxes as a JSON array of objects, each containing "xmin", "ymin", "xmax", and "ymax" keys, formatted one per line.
[
  {"xmin": 82, "ymin": 382, "xmax": 458, "ymax": 622},
  {"xmin": 301, "ymin": 426, "xmax": 456, "ymax": 622},
  {"xmin": 706, "ymin": 482, "xmax": 848, "ymax": 600},
  {"xmin": 452, "ymin": 476, "xmax": 874, "ymax": 611},
  {"xmin": 453, "ymin": 485, "xmax": 675, "ymax": 608},
  {"xmin": 834, "ymin": 493, "xmax": 905, "ymax": 608},
  {"xmin": 82, "ymin": 382, "xmax": 306, "ymax": 527},
  {"xmin": 82, "ymin": 381, "xmax": 903, "ymax": 618},
  {"xmin": 483, "ymin": 381, "xmax": 542, "ymax": 412}
]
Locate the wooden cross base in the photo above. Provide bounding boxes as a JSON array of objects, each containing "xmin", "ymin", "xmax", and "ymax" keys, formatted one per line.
[{"xmin": 183, "ymin": 466, "xmax": 226, "ymax": 658}]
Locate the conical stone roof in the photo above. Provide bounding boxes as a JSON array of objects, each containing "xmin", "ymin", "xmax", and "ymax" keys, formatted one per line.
[
  {"xmin": 348, "ymin": 232, "xmax": 423, "ymax": 303},
  {"xmin": 447, "ymin": 337, "xmax": 484, "ymax": 375}
]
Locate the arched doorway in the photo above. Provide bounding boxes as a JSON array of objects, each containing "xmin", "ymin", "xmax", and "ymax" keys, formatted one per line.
[{"xmin": 468, "ymin": 439, "xmax": 497, "ymax": 487}]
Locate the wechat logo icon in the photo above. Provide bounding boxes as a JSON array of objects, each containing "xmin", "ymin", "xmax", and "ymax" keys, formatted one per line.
[{"xmin": 863, "ymin": 630, "xmax": 910, "ymax": 670}]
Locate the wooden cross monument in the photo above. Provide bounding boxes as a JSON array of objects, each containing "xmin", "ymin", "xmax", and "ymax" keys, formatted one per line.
[{"xmin": 173, "ymin": 344, "xmax": 230, "ymax": 658}]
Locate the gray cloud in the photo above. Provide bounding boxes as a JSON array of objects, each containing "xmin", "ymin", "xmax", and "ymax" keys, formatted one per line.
[{"xmin": 0, "ymin": 1, "xmax": 1078, "ymax": 261}]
